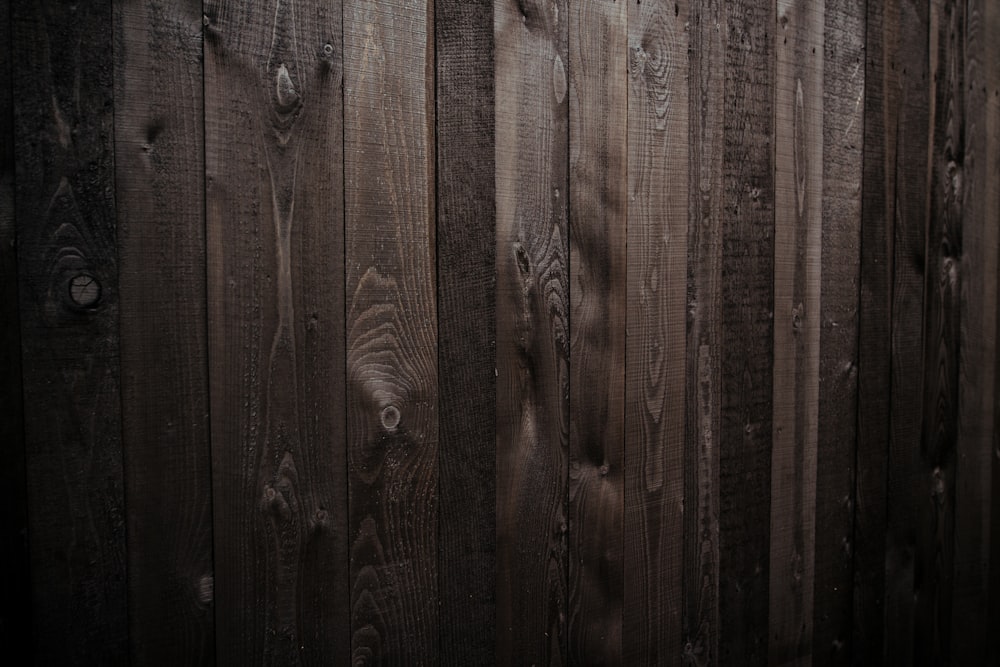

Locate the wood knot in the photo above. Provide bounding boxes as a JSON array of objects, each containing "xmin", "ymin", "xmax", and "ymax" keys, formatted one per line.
[
  {"xmin": 196, "ymin": 575, "xmax": 214, "ymax": 605},
  {"xmin": 552, "ymin": 55, "xmax": 566, "ymax": 104},
  {"xmin": 323, "ymin": 43, "xmax": 334, "ymax": 56},
  {"xmin": 380, "ymin": 405, "xmax": 400, "ymax": 432},
  {"xmin": 275, "ymin": 64, "xmax": 300, "ymax": 111},
  {"xmin": 69, "ymin": 273, "xmax": 101, "ymax": 307},
  {"xmin": 599, "ymin": 464, "xmax": 610, "ymax": 477}
]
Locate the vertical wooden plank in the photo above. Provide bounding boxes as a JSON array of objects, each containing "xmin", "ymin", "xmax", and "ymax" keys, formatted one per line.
[
  {"xmin": 495, "ymin": 0, "xmax": 569, "ymax": 661},
  {"xmin": 0, "ymin": 0, "xmax": 29, "ymax": 648},
  {"xmin": 343, "ymin": 1, "xmax": 438, "ymax": 663},
  {"xmin": 204, "ymin": 0, "xmax": 349, "ymax": 662},
  {"xmin": 718, "ymin": 1, "xmax": 775, "ymax": 664},
  {"xmin": 683, "ymin": 0, "xmax": 724, "ymax": 663},
  {"xmin": 916, "ymin": 0, "xmax": 963, "ymax": 661},
  {"xmin": 624, "ymin": 0, "xmax": 688, "ymax": 663},
  {"xmin": 988, "ymin": 4, "xmax": 1000, "ymax": 660},
  {"xmin": 883, "ymin": 0, "xmax": 930, "ymax": 661},
  {"xmin": 769, "ymin": 0, "xmax": 824, "ymax": 662},
  {"xmin": 114, "ymin": 0, "xmax": 215, "ymax": 662},
  {"xmin": 11, "ymin": 1, "xmax": 127, "ymax": 662},
  {"xmin": 812, "ymin": 0, "xmax": 865, "ymax": 663},
  {"xmin": 568, "ymin": 1, "xmax": 626, "ymax": 663},
  {"xmin": 435, "ymin": 0, "xmax": 496, "ymax": 664},
  {"xmin": 853, "ymin": 0, "xmax": 897, "ymax": 660},
  {"xmin": 951, "ymin": 0, "xmax": 1000, "ymax": 662}
]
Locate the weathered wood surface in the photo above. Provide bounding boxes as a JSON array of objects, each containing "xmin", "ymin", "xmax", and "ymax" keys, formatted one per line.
[
  {"xmin": 204, "ymin": 0, "xmax": 349, "ymax": 662},
  {"xmin": 344, "ymin": 0, "xmax": 439, "ymax": 663},
  {"xmin": 114, "ymin": 0, "xmax": 214, "ymax": 662}
]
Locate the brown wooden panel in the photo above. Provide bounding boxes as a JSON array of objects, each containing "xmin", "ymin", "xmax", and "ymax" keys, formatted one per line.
[
  {"xmin": 343, "ymin": 1, "xmax": 438, "ymax": 662},
  {"xmin": 114, "ymin": 0, "xmax": 214, "ymax": 662},
  {"xmin": 719, "ymin": 1, "xmax": 775, "ymax": 663},
  {"xmin": 813, "ymin": 1, "xmax": 865, "ymax": 663},
  {"xmin": 683, "ymin": 1, "xmax": 724, "ymax": 663},
  {"xmin": 623, "ymin": 0, "xmax": 688, "ymax": 663},
  {"xmin": 495, "ymin": 0, "xmax": 570, "ymax": 661},
  {"xmin": 769, "ymin": 0, "xmax": 824, "ymax": 661},
  {"xmin": 435, "ymin": 0, "xmax": 497, "ymax": 664},
  {"xmin": 11, "ymin": 0, "xmax": 127, "ymax": 662},
  {"xmin": 568, "ymin": 1, "xmax": 627, "ymax": 663},
  {"xmin": 204, "ymin": 0, "xmax": 349, "ymax": 661}
]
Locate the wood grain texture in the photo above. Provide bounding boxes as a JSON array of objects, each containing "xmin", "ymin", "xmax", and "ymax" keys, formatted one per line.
[
  {"xmin": 951, "ymin": 0, "xmax": 1000, "ymax": 662},
  {"xmin": 568, "ymin": 1, "xmax": 627, "ymax": 664},
  {"xmin": 343, "ymin": 1, "xmax": 438, "ymax": 663},
  {"xmin": 683, "ymin": 1, "xmax": 723, "ymax": 663},
  {"xmin": 11, "ymin": 1, "xmax": 128, "ymax": 662},
  {"xmin": 113, "ymin": 1, "xmax": 214, "ymax": 662},
  {"xmin": 622, "ymin": 0, "xmax": 688, "ymax": 664},
  {"xmin": 769, "ymin": 0, "xmax": 823, "ymax": 662},
  {"xmin": 204, "ymin": 0, "xmax": 349, "ymax": 662},
  {"xmin": 435, "ymin": 0, "xmax": 496, "ymax": 664},
  {"xmin": 883, "ymin": 0, "xmax": 930, "ymax": 661},
  {"xmin": 495, "ymin": 0, "xmax": 569, "ymax": 662},
  {"xmin": 718, "ymin": 1, "xmax": 775, "ymax": 663},
  {"xmin": 812, "ymin": 1, "xmax": 865, "ymax": 663},
  {"xmin": 0, "ymin": 0, "xmax": 29, "ymax": 648}
]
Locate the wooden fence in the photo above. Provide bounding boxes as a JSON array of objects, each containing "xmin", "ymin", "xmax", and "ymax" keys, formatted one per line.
[{"xmin": 1, "ymin": 0, "xmax": 999, "ymax": 664}]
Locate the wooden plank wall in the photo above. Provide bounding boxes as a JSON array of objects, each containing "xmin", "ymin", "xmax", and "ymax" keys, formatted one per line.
[{"xmin": 3, "ymin": 0, "xmax": 1000, "ymax": 665}]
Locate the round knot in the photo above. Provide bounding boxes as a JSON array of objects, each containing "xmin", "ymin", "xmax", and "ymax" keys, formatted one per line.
[
  {"xmin": 69, "ymin": 273, "xmax": 101, "ymax": 307},
  {"xmin": 380, "ymin": 405, "xmax": 400, "ymax": 431}
]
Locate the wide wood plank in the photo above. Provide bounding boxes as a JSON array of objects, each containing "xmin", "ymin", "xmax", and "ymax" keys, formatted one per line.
[
  {"xmin": 683, "ymin": 1, "xmax": 724, "ymax": 663},
  {"xmin": 343, "ymin": 1, "xmax": 438, "ymax": 663},
  {"xmin": 623, "ymin": 0, "xmax": 688, "ymax": 663},
  {"xmin": 11, "ymin": 1, "xmax": 128, "ymax": 662},
  {"xmin": 0, "ymin": 0, "xmax": 29, "ymax": 648},
  {"xmin": 768, "ymin": 0, "xmax": 824, "ymax": 662},
  {"xmin": 568, "ymin": 1, "xmax": 627, "ymax": 663},
  {"xmin": 495, "ymin": 0, "xmax": 570, "ymax": 661},
  {"xmin": 951, "ymin": 0, "xmax": 1000, "ymax": 661},
  {"xmin": 719, "ymin": 1, "xmax": 775, "ymax": 663},
  {"xmin": 812, "ymin": 1, "xmax": 865, "ymax": 663},
  {"xmin": 114, "ymin": 1, "xmax": 214, "ymax": 662},
  {"xmin": 435, "ymin": 0, "xmax": 496, "ymax": 664},
  {"xmin": 204, "ymin": 1, "xmax": 349, "ymax": 662}
]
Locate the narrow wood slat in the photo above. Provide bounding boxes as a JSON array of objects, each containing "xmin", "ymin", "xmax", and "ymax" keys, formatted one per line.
[
  {"xmin": 435, "ymin": 0, "xmax": 497, "ymax": 664},
  {"xmin": 0, "ymin": 0, "xmax": 29, "ymax": 648},
  {"xmin": 568, "ymin": 0, "xmax": 627, "ymax": 663},
  {"xmin": 343, "ymin": 1, "xmax": 438, "ymax": 662},
  {"xmin": 204, "ymin": 1, "xmax": 349, "ymax": 661},
  {"xmin": 719, "ymin": 1, "xmax": 775, "ymax": 663},
  {"xmin": 683, "ymin": 1, "xmax": 724, "ymax": 663},
  {"xmin": 812, "ymin": 0, "xmax": 865, "ymax": 663},
  {"xmin": 11, "ymin": 1, "xmax": 127, "ymax": 662},
  {"xmin": 114, "ymin": 1, "xmax": 215, "ymax": 662},
  {"xmin": 769, "ymin": 0, "xmax": 824, "ymax": 662},
  {"xmin": 495, "ymin": 0, "xmax": 570, "ymax": 661},
  {"xmin": 623, "ymin": 0, "xmax": 688, "ymax": 663}
]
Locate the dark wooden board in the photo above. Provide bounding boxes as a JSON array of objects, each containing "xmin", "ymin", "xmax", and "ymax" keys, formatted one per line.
[
  {"xmin": 113, "ymin": 0, "xmax": 215, "ymax": 662},
  {"xmin": 812, "ymin": 0, "xmax": 865, "ymax": 663},
  {"xmin": 769, "ymin": 0, "xmax": 823, "ymax": 661},
  {"xmin": 343, "ymin": 1, "xmax": 439, "ymax": 662},
  {"xmin": 495, "ymin": 0, "xmax": 570, "ymax": 662},
  {"xmin": 0, "ymin": 0, "xmax": 29, "ymax": 648},
  {"xmin": 11, "ymin": 0, "xmax": 128, "ymax": 662},
  {"xmin": 203, "ymin": 0, "xmax": 349, "ymax": 662},
  {"xmin": 435, "ymin": 0, "xmax": 497, "ymax": 664},
  {"xmin": 683, "ymin": 1, "xmax": 723, "ymax": 663},
  {"xmin": 622, "ymin": 0, "xmax": 688, "ymax": 664},
  {"xmin": 568, "ymin": 1, "xmax": 627, "ymax": 663},
  {"xmin": 718, "ymin": 1, "xmax": 775, "ymax": 663}
]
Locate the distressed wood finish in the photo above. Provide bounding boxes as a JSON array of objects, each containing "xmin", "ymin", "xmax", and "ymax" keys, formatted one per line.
[
  {"xmin": 12, "ymin": 1, "xmax": 127, "ymax": 662},
  {"xmin": 114, "ymin": 1, "xmax": 214, "ymax": 662},
  {"xmin": 204, "ymin": 0, "xmax": 349, "ymax": 662},
  {"xmin": 496, "ymin": 0, "xmax": 570, "ymax": 662},
  {"xmin": 435, "ymin": 0, "xmax": 496, "ymax": 664},
  {"xmin": 813, "ymin": 1, "xmax": 865, "ymax": 663},
  {"xmin": 683, "ymin": 1, "xmax": 724, "ymax": 664},
  {"xmin": 719, "ymin": 1, "xmax": 775, "ymax": 663},
  {"xmin": 623, "ymin": 0, "xmax": 688, "ymax": 664},
  {"xmin": 343, "ymin": 1, "xmax": 439, "ymax": 663},
  {"xmin": 769, "ymin": 0, "xmax": 824, "ymax": 662}
]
